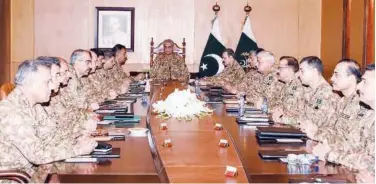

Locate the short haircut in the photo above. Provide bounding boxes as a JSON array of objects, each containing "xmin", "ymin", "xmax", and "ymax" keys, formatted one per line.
[
  {"xmin": 90, "ymin": 48, "xmax": 104, "ymax": 57},
  {"xmin": 300, "ymin": 56, "xmax": 323, "ymax": 74},
  {"xmin": 103, "ymin": 50, "xmax": 115, "ymax": 59},
  {"xmin": 36, "ymin": 56, "xmax": 61, "ymax": 67},
  {"xmin": 14, "ymin": 59, "xmax": 49, "ymax": 86},
  {"xmin": 223, "ymin": 48, "xmax": 235, "ymax": 59},
  {"xmin": 112, "ymin": 44, "xmax": 126, "ymax": 53},
  {"xmin": 258, "ymin": 50, "xmax": 275, "ymax": 64},
  {"xmin": 255, "ymin": 48, "xmax": 265, "ymax": 55},
  {"xmin": 338, "ymin": 59, "xmax": 361, "ymax": 83},
  {"xmin": 280, "ymin": 56, "xmax": 299, "ymax": 73},
  {"xmin": 366, "ymin": 64, "xmax": 375, "ymax": 71},
  {"xmin": 70, "ymin": 49, "xmax": 91, "ymax": 65}
]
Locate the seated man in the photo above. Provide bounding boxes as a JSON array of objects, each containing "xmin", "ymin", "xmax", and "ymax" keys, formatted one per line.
[
  {"xmin": 0, "ymin": 59, "xmax": 96, "ymax": 179},
  {"xmin": 224, "ymin": 49, "xmax": 263, "ymax": 95},
  {"xmin": 112, "ymin": 44, "xmax": 144, "ymax": 83},
  {"xmin": 200, "ymin": 48, "xmax": 245, "ymax": 87},
  {"xmin": 312, "ymin": 64, "xmax": 375, "ymax": 183},
  {"xmin": 271, "ymin": 56, "xmax": 305, "ymax": 126},
  {"xmin": 150, "ymin": 39, "xmax": 189, "ymax": 82},
  {"xmin": 241, "ymin": 50, "xmax": 282, "ymax": 108}
]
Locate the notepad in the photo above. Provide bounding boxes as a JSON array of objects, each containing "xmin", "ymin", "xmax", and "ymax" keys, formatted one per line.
[
  {"xmin": 276, "ymin": 138, "xmax": 304, "ymax": 143},
  {"xmin": 65, "ymin": 157, "xmax": 98, "ymax": 163}
]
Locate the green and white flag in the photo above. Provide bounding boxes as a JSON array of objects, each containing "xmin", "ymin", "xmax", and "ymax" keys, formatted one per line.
[
  {"xmin": 198, "ymin": 15, "xmax": 226, "ymax": 78},
  {"xmin": 235, "ymin": 15, "xmax": 258, "ymax": 69}
]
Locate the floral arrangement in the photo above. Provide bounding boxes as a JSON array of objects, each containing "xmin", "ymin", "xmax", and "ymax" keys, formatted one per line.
[{"xmin": 152, "ymin": 89, "xmax": 213, "ymax": 120}]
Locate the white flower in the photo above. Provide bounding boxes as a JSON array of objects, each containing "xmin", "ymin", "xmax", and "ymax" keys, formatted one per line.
[{"xmin": 152, "ymin": 89, "xmax": 212, "ymax": 119}]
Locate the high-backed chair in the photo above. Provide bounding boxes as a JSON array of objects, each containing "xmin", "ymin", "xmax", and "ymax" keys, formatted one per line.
[
  {"xmin": 0, "ymin": 170, "xmax": 31, "ymax": 183},
  {"xmin": 0, "ymin": 83, "xmax": 15, "ymax": 101},
  {"xmin": 150, "ymin": 38, "xmax": 186, "ymax": 67}
]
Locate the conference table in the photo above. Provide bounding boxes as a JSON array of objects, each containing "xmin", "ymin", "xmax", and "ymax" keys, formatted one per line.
[{"xmin": 46, "ymin": 80, "xmax": 356, "ymax": 183}]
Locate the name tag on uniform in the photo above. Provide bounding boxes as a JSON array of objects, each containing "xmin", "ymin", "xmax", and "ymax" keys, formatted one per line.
[{"xmin": 340, "ymin": 113, "xmax": 350, "ymax": 120}]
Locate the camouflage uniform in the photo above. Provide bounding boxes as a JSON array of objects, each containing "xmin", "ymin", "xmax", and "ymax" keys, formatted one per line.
[
  {"xmin": 206, "ymin": 61, "xmax": 245, "ymax": 87},
  {"xmin": 297, "ymin": 79, "xmax": 338, "ymax": 128},
  {"xmin": 103, "ymin": 68, "xmax": 123, "ymax": 95},
  {"xmin": 0, "ymin": 88, "xmax": 96, "ymax": 177},
  {"xmin": 62, "ymin": 67, "xmax": 90, "ymax": 110},
  {"xmin": 235, "ymin": 68, "xmax": 263, "ymax": 92},
  {"xmin": 244, "ymin": 66, "xmax": 283, "ymax": 107},
  {"xmin": 150, "ymin": 53, "xmax": 190, "ymax": 82},
  {"xmin": 325, "ymin": 110, "xmax": 374, "ymax": 172},
  {"xmin": 80, "ymin": 75, "xmax": 99, "ymax": 104},
  {"xmin": 277, "ymin": 77, "xmax": 306, "ymax": 127}
]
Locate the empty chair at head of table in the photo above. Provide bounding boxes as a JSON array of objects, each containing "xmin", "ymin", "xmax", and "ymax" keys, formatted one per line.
[{"xmin": 0, "ymin": 83, "xmax": 15, "ymax": 101}]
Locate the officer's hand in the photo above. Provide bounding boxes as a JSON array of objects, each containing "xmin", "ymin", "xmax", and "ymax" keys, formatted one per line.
[
  {"xmin": 300, "ymin": 122, "xmax": 317, "ymax": 139},
  {"xmin": 272, "ymin": 109, "xmax": 283, "ymax": 122},
  {"xmin": 109, "ymin": 90, "xmax": 117, "ymax": 99},
  {"xmin": 90, "ymin": 103, "xmax": 100, "ymax": 111},
  {"xmin": 255, "ymin": 97, "xmax": 263, "ymax": 109},
  {"xmin": 199, "ymin": 80, "xmax": 207, "ymax": 85},
  {"xmin": 356, "ymin": 169, "xmax": 375, "ymax": 183},
  {"xmin": 135, "ymin": 73, "xmax": 145, "ymax": 81},
  {"xmin": 76, "ymin": 136, "xmax": 97, "ymax": 155},
  {"xmin": 312, "ymin": 141, "xmax": 330, "ymax": 161}
]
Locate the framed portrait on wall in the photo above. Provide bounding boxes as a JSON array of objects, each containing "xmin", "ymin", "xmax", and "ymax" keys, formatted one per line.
[{"xmin": 96, "ymin": 7, "xmax": 135, "ymax": 52}]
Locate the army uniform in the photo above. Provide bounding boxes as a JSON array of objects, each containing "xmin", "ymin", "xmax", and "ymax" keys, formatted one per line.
[
  {"xmin": 277, "ymin": 77, "xmax": 306, "ymax": 127},
  {"xmin": 235, "ymin": 68, "xmax": 263, "ymax": 93},
  {"xmin": 150, "ymin": 53, "xmax": 190, "ymax": 82},
  {"xmin": 244, "ymin": 66, "xmax": 283, "ymax": 107},
  {"xmin": 325, "ymin": 111, "xmax": 374, "ymax": 172},
  {"xmin": 0, "ymin": 88, "xmax": 96, "ymax": 177},
  {"xmin": 112, "ymin": 64, "xmax": 131, "ymax": 84},
  {"xmin": 103, "ymin": 68, "xmax": 123, "ymax": 95},
  {"xmin": 62, "ymin": 67, "xmax": 90, "ymax": 110},
  {"xmin": 297, "ymin": 79, "xmax": 338, "ymax": 128},
  {"xmin": 205, "ymin": 61, "xmax": 245, "ymax": 87},
  {"xmin": 80, "ymin": 75, "xmax": 99, "ymax": 104}
]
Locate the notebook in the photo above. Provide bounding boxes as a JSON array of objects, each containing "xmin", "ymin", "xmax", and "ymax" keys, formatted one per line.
[
  {"xmin": 256, "ymin": 127, "xmax": 307, "ymax": 138},
  {"xmin": 288, "ymin": 177, "xmax": 350, "ymax": 183},
  {"xmin": 90, "ymin": 148, "xmax": 121, "ymax": 158},
  {"xmin": 258, "ymin": 150, "xmax": 306, "ymax": 160},
  {"xmin": 103, "ymin": 115, "xmax": 141, "ymax": 121}
]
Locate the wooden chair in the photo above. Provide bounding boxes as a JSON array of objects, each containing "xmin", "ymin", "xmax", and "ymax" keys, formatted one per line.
[
  {"xmin": 0, "ymin": 170, "xmax": 31, "ymax": 183},
  {"xmin": 0, "ymin": 83, "xmax": 15, "ymax": 101},
  {"xmin": 150, "ymin": 38, "xmax": 186, "ymax": 67}
]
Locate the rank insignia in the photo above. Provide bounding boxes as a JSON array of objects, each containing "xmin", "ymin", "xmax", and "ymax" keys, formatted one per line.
[
  {"xmin": 340, "ymin": 113, "xmax": 350, "ymax": 120},
  {"xmin": 316, "ymin": 99, "xmax": 322, "ymax": 105},
  {"xmin": 292, "ymin": 86, "xmax": 297, "ymax": 90}
]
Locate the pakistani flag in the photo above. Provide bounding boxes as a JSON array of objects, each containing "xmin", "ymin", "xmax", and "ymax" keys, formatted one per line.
[
  {"xmin": 198, "ymin": 16, "xmax": 226, "ymax": 78},
  {"xmin": 235, "ymin": 15, "xmax": 258, "ymax": 69}
]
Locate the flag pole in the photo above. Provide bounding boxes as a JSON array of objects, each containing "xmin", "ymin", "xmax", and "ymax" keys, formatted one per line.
[{"xmin": 243, "ymin": 3, "xmax": 252, "ymax": 71}]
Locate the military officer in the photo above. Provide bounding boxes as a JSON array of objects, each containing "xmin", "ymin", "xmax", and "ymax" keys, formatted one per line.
[
  {"xmin": 297, "ymin": 56, "xmax": 338, "ymax": 130},
  {"xmin": 150, "ymin": 39, "xmax": 190, "ymax": 82},
  {"xmin": 223, "ymin": 49, "xmax": 263, "ymax": 95},
  {"xmin": 271, "ymin": 56, "xmax": 305, "ymax": 126},
  {"xmin": 0, "ymin": 59, "xmax": 96, "ymax": 178},
  {"xmin": 241, "ymin": 50, "xmax": 282, "ymax": 108},
  {"xmin": 112, "ymin": 44, "xmax": 144, "ymax": 83},
  {"xmin": 200, "ymin": 48, "xmax": 245, "ymax": 87},
  {"xmin": 313, "ymin": 64, "xmax": 375, "ymax": 183}
]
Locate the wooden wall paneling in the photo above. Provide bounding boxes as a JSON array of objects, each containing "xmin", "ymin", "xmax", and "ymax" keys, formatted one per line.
[
  {"xmin": 11, "ymin": 0, "xmax": 34, "ymax": 82},
  {"xmin": 349, "ymin": 0, "xmax": 366, "ymax": 67},
  {"xmin": 0, "ymin": 0, "xmax": 11, "ymax": 84},
  {"xmin": 298, "ymin": 0, "xmax": 322, "ymax": 60},
  {"xmin": 364, "ymin": 0, "xmax": 375, "ymax": 65},
  {"xmin": 321, "ymin": 0, "xmax": 344, "ymax": 79}
]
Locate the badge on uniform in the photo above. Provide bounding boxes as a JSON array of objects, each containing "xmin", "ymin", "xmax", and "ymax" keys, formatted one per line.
[{"xmin": 340, "ymin": 113, "xmax": 350, "ymax": 120}]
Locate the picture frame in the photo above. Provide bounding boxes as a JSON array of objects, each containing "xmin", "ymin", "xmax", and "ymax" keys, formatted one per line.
[{"xmin": 96, "ymin": 7, "xmax": 135, "ymax": 52}]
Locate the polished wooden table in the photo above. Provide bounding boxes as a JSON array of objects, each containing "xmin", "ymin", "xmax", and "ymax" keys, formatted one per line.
[{"xmin": 47, "ymin": 81, "xmax": 355, "ymax": 183}]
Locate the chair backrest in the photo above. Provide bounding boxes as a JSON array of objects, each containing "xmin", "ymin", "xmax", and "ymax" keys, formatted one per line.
[
  {"xmin": 0, "ymin": 170, "xmax": 31, "ymax": 183},
  {"xmin": 150, "ymin": 38, "xmax": 186, "ymax": 67},
  {"xmin": 0, "ymin": 83, "xmax": 15, "ymax": 101}
]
